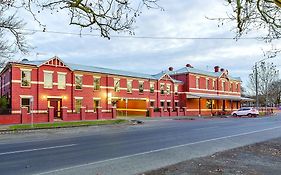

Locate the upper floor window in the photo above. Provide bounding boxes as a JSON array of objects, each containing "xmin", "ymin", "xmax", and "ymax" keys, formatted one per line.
[
  {"xmin": 166, "ymin": 84, "xmax": 171, "ymax": 95},
  {"xmin": 44, "ymin": 71, "xmax": 53, "ymax": 88},
  {"xmin": 127, "ymin": 80, "xmax": 132, "ymax": 93},
  {"xmin": 229, "ymin": 83, "xmax": 233, "ymax": 92},
  {"xmin": 236, "ymin": 83, "xmax": 239, "ymax": 92},
  {"xmin": 75, "ymin": 75, "xmax": 83, "ymax": 90},
  {"xmin": 160, "ymin": 83, "xmax": 165, "ymax": 94},
  {"xmin": 212, "ymin": 80, "xmax": 215, "ymax": 90},
  {"xmin": 206, "ymin": 79, "xmax": 209, "ymax": 89},
  {"xmin": 222, "ymin": 81, "xmax": 226, "ymax": 91},
  {"xmin": 174, "ymin": 84, "xmax": 178, "ymax": 95},
  {"xmin": 139, "ymin": 81, "xmax": 144, "ymax": 93},
  {"xmin": 58, "ymin": 73, "xmax": 66, "ymax": 89},
  {"xmin": 196, "ymin": 77, "xmax": 199, "ymax": 89},
  {"xmin": 150, "ymin": 82, "xmax": 155, "ymax": 93},
  {"xmin": 114, "ymin": 78, "xmax": 120, "ymax": 92},
  {"xmin": 93, "ymin": 77, "xmax": 101, "ymax": 90},
  {"xmin": 21, "ymin": 70, "xmax": 31, "ymax": 87}
]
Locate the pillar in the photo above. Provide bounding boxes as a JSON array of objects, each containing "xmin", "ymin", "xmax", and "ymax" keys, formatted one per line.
[
  {"xmin": 183, "ymin": 107, "xmax": 187, "ymax": 116},
  {"xmin": 48, "ymin": 107, "xmax": 54, "ymax": 123},
  {"xmin": 21, "ymin": 107, "xmax": 28, "ymax": 124},
  {"xmin": 149, "ymin": 107, "xmax": 154, "ymax": 118},
  {"xmin": 168, "ymin": 107, "xmax": 172, "ymax": 116},
  {"xmin": 112, "ymin": 107, "xmax": 117, "ymax": 119},
  {"xmin": 159, "ymin": 107, "xmax": 164, "ymax": 117},
  {"xmin": 61, "ymin": 106, "xmax": 68, "ymax": 121},
  {"xmin": 80, "ymin": 107, "xmax": 86, "ymax": 120},
  {"xmin": 176, "ymin": 107, "xmax": 180, "ymax": 116},
  {"xmin": 97, "ymin": 107, "xmax": 102, "ymax": 120}
]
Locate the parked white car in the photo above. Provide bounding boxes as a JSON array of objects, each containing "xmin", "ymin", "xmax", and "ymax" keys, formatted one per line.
[{"xmin": 231, "ymin": 107, "xmax": 259, "ymax": 117}]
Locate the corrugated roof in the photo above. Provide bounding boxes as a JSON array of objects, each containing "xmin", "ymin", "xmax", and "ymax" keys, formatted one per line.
[
  {"xmin": 152, "ymin": 71, "xmax": 183, "ymax": 83},
  {"xmin": 19, "ymin": 59, "xmax": 182, "ymax": 81},
  {"xmin": 169, "ymin": 67, "xmax": 241, "ymax": 81}
]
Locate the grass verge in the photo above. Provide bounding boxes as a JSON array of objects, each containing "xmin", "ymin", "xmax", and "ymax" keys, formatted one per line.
[{"xmin": 8, "ymin": 119, "xmax": 128, "ymax": 130}]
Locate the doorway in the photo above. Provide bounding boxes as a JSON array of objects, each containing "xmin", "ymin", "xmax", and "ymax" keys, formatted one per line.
[{"xmin": 48, "ymin": 98, "xmax": 62, "ymax": 118}]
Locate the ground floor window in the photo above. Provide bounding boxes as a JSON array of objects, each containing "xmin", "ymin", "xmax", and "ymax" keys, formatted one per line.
[
  {"xmin": 167, "ymin": 101, "xmax": 171, "ymax": 107},
  {"xmin": 150, "ymin": 101, "xmax": 154, "ymax": 107},
  {"xmin": 75, "ymin": 99, "xmax": 82, "ymax": 113},
  {"xmin": 21, "ymin": 98, "xmax": 31, "ymax": 113},
  {"xmin": 93, "ymin": 99, "xmax": 100, "ymax": 112},
  {"xmin": 160, "ymin": 101, "xmax": 165, "ymax": 107},
  {"xmin": 175, "ymin": 101, "xmax": 178, "ymax": 107}
]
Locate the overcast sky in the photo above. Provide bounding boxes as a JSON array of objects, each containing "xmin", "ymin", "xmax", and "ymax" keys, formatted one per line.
[{"xmin": 19, "ymin": 0, "xmax": 281, "ymax": 90}]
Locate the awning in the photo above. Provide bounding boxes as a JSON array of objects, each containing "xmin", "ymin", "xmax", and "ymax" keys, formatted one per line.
[
  {"xmin": 241, "ymin": 97, "xmax": 255, "ymax": 102},
  {"xmin": 186, "ymin": 93, "xmax": 242, "ymax": 101}
]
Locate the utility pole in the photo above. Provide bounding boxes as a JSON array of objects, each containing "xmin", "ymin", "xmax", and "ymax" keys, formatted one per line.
[{"xmin": 255, "ymin": 63, "xmax": 259, "ymax": 108}]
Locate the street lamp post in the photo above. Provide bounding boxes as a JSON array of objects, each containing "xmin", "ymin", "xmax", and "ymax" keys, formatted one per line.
[{"xmin": 255, "ymin": 63, "xmax": 259, "ymax": 108}]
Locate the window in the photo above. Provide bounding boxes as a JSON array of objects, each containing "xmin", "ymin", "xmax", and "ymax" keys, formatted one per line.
[
  {"xmin": 236, "ymin": 84, "xmax": 239, "ymax": 92},
  {"xmin": 174, "ymin": 85, "xmax": 178, "ymax": 95},
  {"xmin": 21, "ymin": 98, "xmax": 31, "ymax": 113},
  {"xmin": 222, "ymin": 81, "xmax": 226, "ymax": 91},
  {"xmin": 44, "ymin": 72, "xmax": 53, "ymax": 88},
  {"xmin": 166, "ymin": 84, "xmax": 171, "ymax": 95},
  {"xmin": 114, "ymin": 79, "xmax": 120, "ymax": 92},
  {"xmin": 75, "ymin": 99, "xmax": 82, "ymax": 113},
  {"xmin": 150, "ymin": 101, "xmax": 154, "ymax": 107},
  {"xmin": 139, "ymin": 81, "xmax": 144, "ymax": 93},
  {"xmin": 93, "ymin": 77, "xmax": 100, "ymax": 90},
  {"xmin": 21, "ymin": 70, "xmax": 31, "ymax": 87},
  {"xmin": 230, "ymin": 83, "xmax": 233, "ymax": 92},
  {"xmin": 206, "ymin": 79, "xmax": 209, "ymax": 89},
  {"xmin": 58, "ymin": 73, "xmax": 66, "ymax": 89},
  {"xmin": 160, "ymin": 101, "xmax": 165, "ymax": 107},
  {"xmin": 75, "ymin": 75, "xmax": 83, "ymax": 89},
  {"xmin": 127, "ymin": 80, "xmax": 132, "ymax": 93},
  {"xmin": 160, "ymin": 84, "xmax": 165, "ymax": 94},
  {"xmin": 167, "ymin": 101, "xmax": 171, "ymax": 107},
  {"xmin": 196, "ymin": 77, "xmax": 199, "ymax": 89},
  {"xmin": 93, "ymin": 99, "xmax": 100, "ymax": 112},
  {"xmin": 212, "ymin": 80, "xmax": 215, "ymax": 90},
  {"xmin": 175, "ymin": 101, "xmax": 179, "ymax": 107},
  {"xmin": 150, "ymin": 82, "xmax": 155, "ymax": 93}
]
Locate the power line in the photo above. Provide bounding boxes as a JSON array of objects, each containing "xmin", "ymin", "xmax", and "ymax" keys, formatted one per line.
[{"xmin": 19, "ymin": 28, "xmax": 268, "ymax": 40}]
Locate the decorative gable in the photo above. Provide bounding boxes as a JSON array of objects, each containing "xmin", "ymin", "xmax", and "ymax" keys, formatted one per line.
[
  {"xmin": 159, "ymin": 73, "xmax": 175, "ymax": 83},
  {"xmin": 41, "ymin": 56, "xmax": 69, "ymax": 69},
  {"xmin": 220, "ymin": 70, "xmax": 229, "ymax": 81}
]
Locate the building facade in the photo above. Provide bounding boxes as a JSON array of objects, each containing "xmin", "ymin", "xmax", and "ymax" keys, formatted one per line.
[{"xmin": 0, "ymin": 57, "xmax": 245, "ymax": 124}]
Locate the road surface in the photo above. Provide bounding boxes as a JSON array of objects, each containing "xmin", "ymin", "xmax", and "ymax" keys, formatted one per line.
[{"xmin": 1, "ymin": 114, "xmax": 281, "ymax": 175}]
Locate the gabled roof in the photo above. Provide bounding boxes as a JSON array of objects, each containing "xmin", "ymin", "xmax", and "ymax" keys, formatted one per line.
[
  {"xmin": 0, "ymin": 67, "xmax": 3, "ymax": 73},
  {"xmin": 152, "ymin": 71, "xmax": 183, "ymax": 83},
  {"xmin": 18, "ymin": 58, "xmax": 158, "ymax": 80},
  {"xmin": 169, "ymin": 66, "xmax": 241, "ymax": 81}
]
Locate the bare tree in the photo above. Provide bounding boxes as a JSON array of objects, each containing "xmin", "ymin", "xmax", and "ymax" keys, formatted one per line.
[
  {"xmin": 268, "ymin": 79, "xmax": 281, "ymax": 106},
  {"xmin": 0, "ymin": 0, "xmax": 161, "ymax": 65},
  {"xmin": 0, "ymin": 1, "xmax": 28, "ymax": 66},
  {"xmin": 249, "ymin": 61, "xmax": 279, "ymax": 106},
  {"xmin": 212, "ymin": 1, "xmax": 281, "ymax": 41}
]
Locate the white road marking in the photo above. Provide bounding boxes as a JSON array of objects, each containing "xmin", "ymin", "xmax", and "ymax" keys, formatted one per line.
[
  {"xmin": 0, "ymin": 144, "xmax": 77, "ymax": 156},
  {"xmin": 35, "ymin": 125, "xmax": 281, "ymax": 175}
]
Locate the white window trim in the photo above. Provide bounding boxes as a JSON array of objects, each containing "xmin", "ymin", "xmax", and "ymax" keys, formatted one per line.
[
  {"xmin": 74, "ymin": 97, "xmax": 83, "ymax": 100},
  {"xmin": 43, "ymin": 70, "xmax": 54, "ymax": 73},
  {"xmin": 44, "ymin": 71, "xmax": 53, "ymax": 89},
  {"xmin": 57, "ymin": 73, "xmax": 66, "ymax": 90}
]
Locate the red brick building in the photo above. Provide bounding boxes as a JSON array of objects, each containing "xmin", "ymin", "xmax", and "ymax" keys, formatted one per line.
[{"xmin": 0, "ymin": 56, "xmax": 246, "ymax": 124}]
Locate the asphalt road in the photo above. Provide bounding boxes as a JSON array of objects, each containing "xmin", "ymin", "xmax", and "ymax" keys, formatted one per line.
[{"xmin": 1, "ymin": 114, "xmax": 281, "ymax": 175}]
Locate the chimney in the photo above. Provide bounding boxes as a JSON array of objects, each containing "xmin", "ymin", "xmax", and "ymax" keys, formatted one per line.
[
  {"xmin": 220, "ymin": 68, "xmax": 225, "ymax": 72},
  {"xmin": 214, "ymin": 66, "xmax": 220, "ymax": 72},
  {"xmin": 186, "ymin": 64, "xmax": 193, "ymax": 68},
  {"xmin": 168, "ymin": 67, "xmax": 174, "ymax": 71}
]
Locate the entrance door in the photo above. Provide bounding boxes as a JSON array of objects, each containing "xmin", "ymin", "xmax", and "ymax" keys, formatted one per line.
[{"xmin": 48, "ymin": 98, "xmax": 62, "ymax": 118}]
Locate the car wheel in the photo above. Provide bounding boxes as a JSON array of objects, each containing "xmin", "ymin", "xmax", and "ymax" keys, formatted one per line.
[
  {"xmin": 233, "ymin": 113, "xmax": 237, "ymax": 117},
  {"xmin": 247, "ymin": 113, "xmax": 252, "ymax": 117}
]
